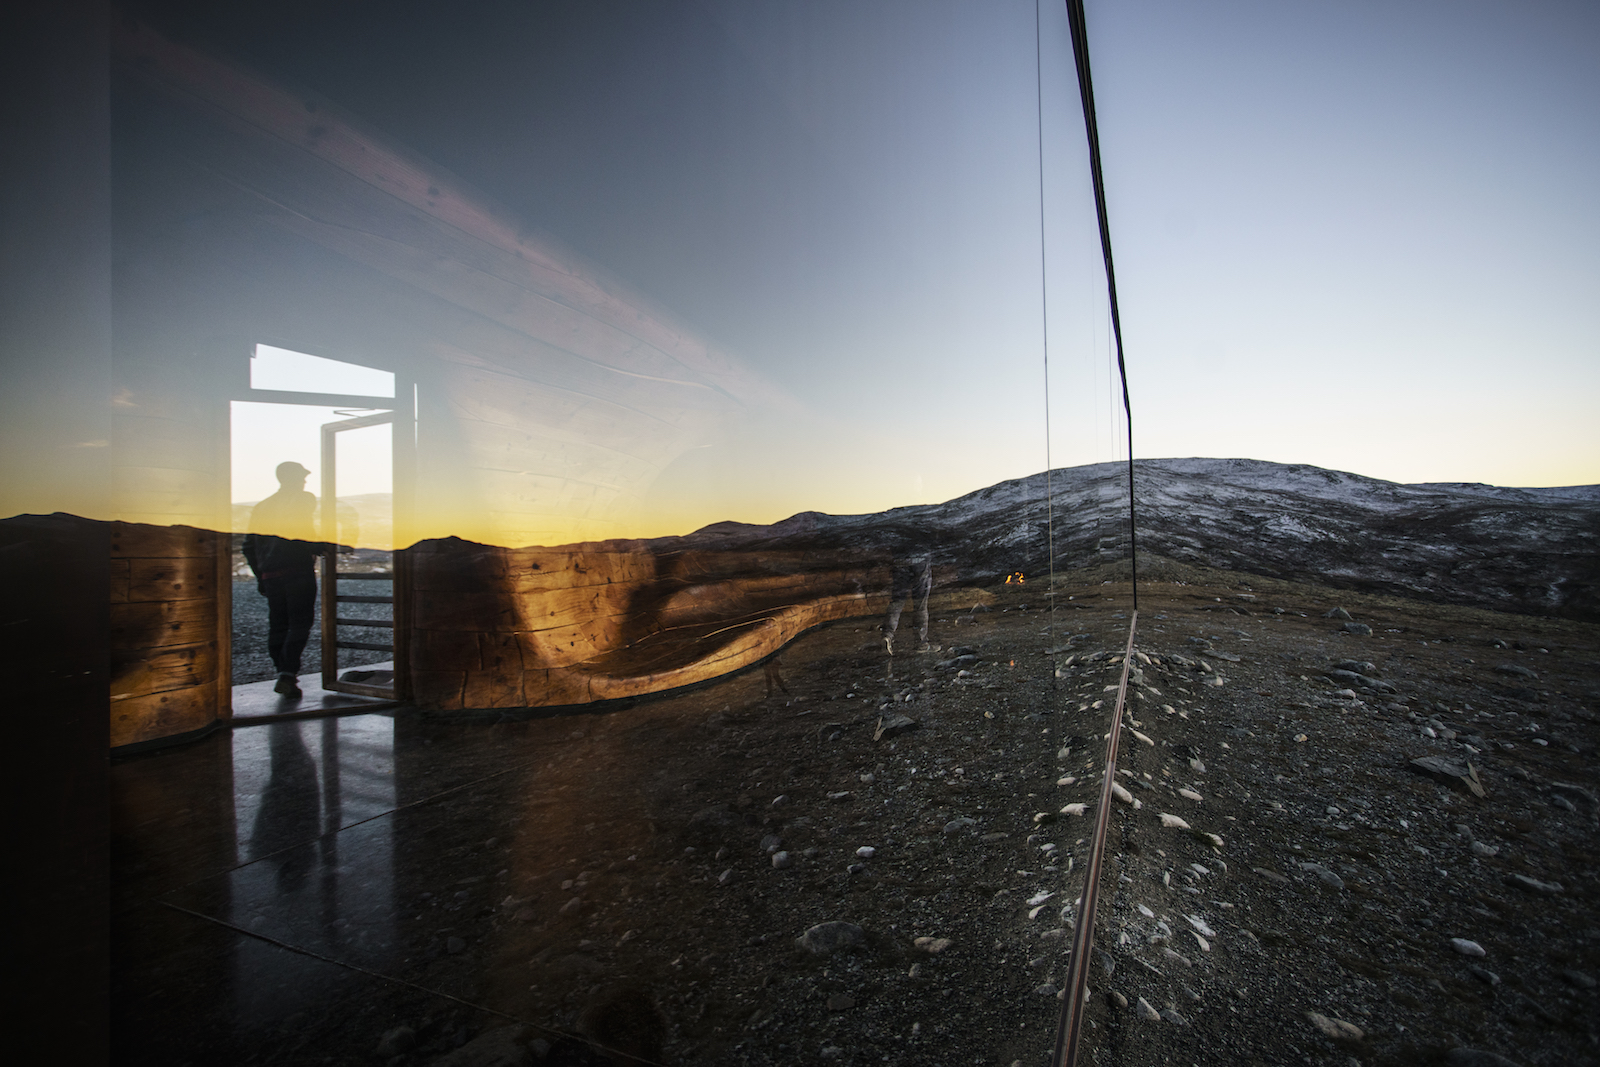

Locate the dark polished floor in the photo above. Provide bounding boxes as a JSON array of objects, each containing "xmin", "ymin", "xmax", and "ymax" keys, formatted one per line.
[
  {"xmin": 111, "ymin": 658, "xmax": 807, "ymax": 1067},
  {"xmin": 113, "ymin": 711, "xmax": 495, "ymax": 1064}
]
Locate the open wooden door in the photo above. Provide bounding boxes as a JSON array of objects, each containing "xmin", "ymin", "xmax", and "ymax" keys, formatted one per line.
[{"xmin": 318, "ymin": 410, "xmax": 408, "ymax": 700}]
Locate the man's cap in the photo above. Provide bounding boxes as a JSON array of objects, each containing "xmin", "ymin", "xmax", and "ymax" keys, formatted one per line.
[{"xmin": 276, "ymin": 461, "xmax": 311, "ymax": 480}]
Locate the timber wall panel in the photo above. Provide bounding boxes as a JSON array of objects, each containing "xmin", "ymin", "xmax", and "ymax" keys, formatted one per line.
[
  {"xmin": 126, "ymin": 556, "xmax": 216, "ymax": 602},
  {"xmin": 110, "ymin": 598, "xmax": 217, "ymax": 648},
  {"xmin": 406, "ymin": 535, "xmax": 892, "ymax": 712},
  {"xmin": 108, "ymin": 522, "xmax": 225, "ymax": 747},
  {"xmin": 111, "ymin": 687, "xmax": 214, "ymax": 748}
]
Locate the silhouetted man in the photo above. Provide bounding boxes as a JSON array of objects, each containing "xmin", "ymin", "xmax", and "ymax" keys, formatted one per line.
[{"xmin": 243, "ymin": 461, "xmax": 321, "ymax": 697}]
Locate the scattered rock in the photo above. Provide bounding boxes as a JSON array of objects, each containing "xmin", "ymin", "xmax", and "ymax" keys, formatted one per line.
[
  {"xmin": 797, "ymin": 921, "xmax": 865, "ymax": 955},
  {"xmin": 1159, "ymin": 1007, "xmax": 1190, "ymax": 1026},
  {"xmin": 1504, "ymin": 873, "xmax": 1563, "ymax": 895},
  {"xmin": 1324, "ymin": 608, "xmax": 1352, "ymax": 620},
  {"xmin": 1253, "ymin": 867, "xmax": 1290, "ymax": 885},
  {"xmin": 1111, "ymin": 783, "xmax": 1134, "ymax": 804},
  {"xmin": 1306, "ymin": 1012, "xmax": 1364, "ymax": 1041},
  {"xmin": 1407, "ymin": 756, "xmax": 1486, "ymax": 798},
  {"xmin": 429, "ymin": 1025, "xmax": 533, "ymax": 1067},
  {"xmin": 1468, "ymin": 966, "xmax": 1500, "ymax": 987},
  {"xmin": 944, "ymin": 817, "xmax": 977, "ymax": 833},
  {"xmin": 1443, "ymin": 1049, "xmax": 1523, "ymax": 1067},
  {"xmin": 855, "ymin": 846, "xmax": 876, "ymax": 859},
  {"xmin": 375, "ymin": 1026, "xmax": 416, "ymax": 1057},
  {"xmin": 1551, "ymin": 782, "xmax": 1596, "ymax": 808},
  {"xmin": 1450, "ymin": 938, "xmax": 1486, "ymax": 957},
  {"xmin": 914, "ymin": 936, "xmax": 954, "ymax": 954},
  {"xmin": 1299, "ymin": 862, "xmax": 1345, "ymax": 890},
  {"xmin": 1560, "ymin": 969, "xmax": 1597, "ymax": 989},
  {"xmin": 771, "ymin": 851, "xmax": 792, "ymax": 870},
  {"xmin": 1493, "ymin": 663, "xmax": 1538, "ymax": 680},
  {"xmin": 1059, "ymin": 803, "xmax": 1088, "ymax": 817},
  {"xmin": 1326, "ymin": 668, "xmax": 1395, "ymax": 692},
  {"xmin": 1341, "ymin": 622, "xmax": 1373, "ymax": 636},
  {"xmin": 1158, "ymin": 813, "xmax": 1191, "ymax": 829},
  {"xmin": 874, "ymin": 713, "xmax": 919, "ymax": 741},
  {"xmin": 1136, "ymin": 997, "xmax": 1161, "ymax": 1021}
]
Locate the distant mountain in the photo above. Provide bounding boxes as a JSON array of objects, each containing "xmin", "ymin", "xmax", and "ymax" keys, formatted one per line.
[{"xmin": 652, "ymin": 458, "xmax": 1600, "ymax": 621}]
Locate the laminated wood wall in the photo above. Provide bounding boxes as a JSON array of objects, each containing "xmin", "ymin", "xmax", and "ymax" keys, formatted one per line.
[
  {"xmin": 407, "ymin": 537, "xmax": 888, "ymax": 710},
  {"xmin": 110, "ymin": 522, "xmax": 229, "ymax": 747}
]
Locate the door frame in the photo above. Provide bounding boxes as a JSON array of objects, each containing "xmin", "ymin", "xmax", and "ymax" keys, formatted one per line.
[
  {"xmin": 224, "ymin": 347, "xmax": 415, "ymax": 710},
  {"xmin": 319, "ymin": 410, "xmax": 404, "ymax": 700}
]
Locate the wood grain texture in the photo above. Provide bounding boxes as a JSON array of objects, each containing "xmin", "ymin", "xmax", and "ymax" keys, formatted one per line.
[
  {"xmin": 111, "ymin": 640, "xmax": 218, "ymax": 700},
  {"xmin": 110, "ymin": 598, "xmax": 218, "ymax": 649},
  {"xmin": 111, "ymin": 685, "xmax": 215, "ymax": 747},
  {"xmin": 408, "ymin": 535, "xmax": 889, "ymax": 711},
  {"xmin": 108, "ymin": 523, "xmax": 225, "ymax": 746},
  {"xmin": 126, "ymin": 556, "xmax": 216, "ymax": 603}
]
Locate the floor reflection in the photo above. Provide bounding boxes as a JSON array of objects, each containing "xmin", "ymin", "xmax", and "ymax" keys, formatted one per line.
[{"xmin": 228, "ymin": 717, "xmax": 397, "ymax": 1028}]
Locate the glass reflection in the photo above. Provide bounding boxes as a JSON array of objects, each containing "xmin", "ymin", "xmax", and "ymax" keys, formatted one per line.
[{"xmin": 228, "ymin": 715, "xmax": 396, "ymax": 1027}]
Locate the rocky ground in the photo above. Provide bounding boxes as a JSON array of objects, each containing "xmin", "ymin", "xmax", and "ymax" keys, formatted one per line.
[{"xmin": 361, "ymin": 560, "xmax": 1598, "ymax": 1067}]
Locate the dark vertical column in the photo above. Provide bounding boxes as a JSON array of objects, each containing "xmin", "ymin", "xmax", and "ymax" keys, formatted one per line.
[
  {"xmin": 0, "ymin": 0, "xmax": 112, "ymax": 1061},
  {"xmin": 0, "ymin": 516, "xmax": 112, "ymax": 1064}
]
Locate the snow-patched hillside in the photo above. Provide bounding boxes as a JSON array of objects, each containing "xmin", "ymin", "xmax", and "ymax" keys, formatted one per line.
[{"xmin": 659, "ymin": 458, "xmax": 1600, "ymax": 621}]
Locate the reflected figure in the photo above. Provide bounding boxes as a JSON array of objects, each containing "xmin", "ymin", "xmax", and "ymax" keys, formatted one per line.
[
  {"xmin": 243, "ymin": 461, "xmax": 321, "ymax": 697},
  {"xmin": 762, "ymin": 654, "xmax": 789, "ymax": 698},
  {"xmin": 884, "ymin": 553, "xmax": 933, "ymax": 655},
  {"xmin": 251, "ymin": 722, "xmax": 321, "ymax": 892}
]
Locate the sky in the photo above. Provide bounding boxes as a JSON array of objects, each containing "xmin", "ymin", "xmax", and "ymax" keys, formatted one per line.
[{"xmin": 167, "ymin": 0, "xmax": 1599, "ymax": 527}]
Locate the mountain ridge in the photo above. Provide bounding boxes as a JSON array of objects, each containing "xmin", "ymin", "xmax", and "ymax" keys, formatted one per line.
[{"xmin": 649, "ymin": 458, "xmax": 1600, "ymax": 621}]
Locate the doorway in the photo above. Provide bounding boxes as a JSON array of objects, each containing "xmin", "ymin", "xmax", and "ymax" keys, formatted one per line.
[{"xmin": 228, "ymin": 344, "xmax": 412, "ymax": 716}]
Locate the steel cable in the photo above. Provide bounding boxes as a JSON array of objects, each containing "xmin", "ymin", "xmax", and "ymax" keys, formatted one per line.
[{"xmin": 1049, "ymin": 1, "xmax": 1140, "ymax": 1064}]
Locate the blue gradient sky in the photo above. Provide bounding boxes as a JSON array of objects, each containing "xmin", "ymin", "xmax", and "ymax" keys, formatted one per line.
[
  {"xmin": 502, "ymin": 0, "xmax": 1599, "ymax": 521},
  {"xmin": 173, "ymin": 0, "xmax": 1600, "ymax": 527}
]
